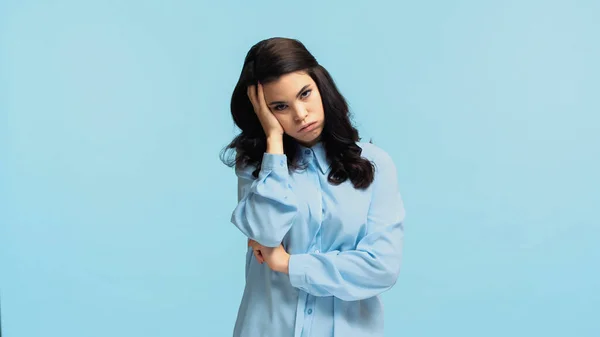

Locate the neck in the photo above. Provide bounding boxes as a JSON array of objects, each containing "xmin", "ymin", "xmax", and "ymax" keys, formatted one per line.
[{"xmin": 298, "ymin": 136, "xmax": 321, "ymax": 148}]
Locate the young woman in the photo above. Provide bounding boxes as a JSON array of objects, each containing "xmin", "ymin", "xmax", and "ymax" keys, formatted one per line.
[{"xmin": 221, "ymin": 37, "xmax": 406, "ymax": 337}]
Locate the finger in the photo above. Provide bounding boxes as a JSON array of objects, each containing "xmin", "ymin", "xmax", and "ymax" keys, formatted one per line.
[
  {"xmin": 258, "ymin": 251, "xmax": 264, "ymax": 264},
  {"xmin": 247, "ymin": 85, "xmax": 257, "ymax": 109},
  {"xmin": 252, "ymin": 241, "xmax": 265, "ymax": 251},
  {"xmin": 257, "ymin": 83, "xmax": 270, "ymax": 112},
  {"xmin": 253, "ymin": 249, "xmax": 264, "ymax": 264},
  {"xmin": 248, "ymin": 239, "xmax": 261, "ymax": 251},
  {"xmin": 253, "ymin": 250, "xmax": 261, "ymax": 263}
]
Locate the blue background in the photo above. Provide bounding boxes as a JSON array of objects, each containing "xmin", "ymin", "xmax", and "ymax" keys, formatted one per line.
[{"xmin": 1, "ymin": 1, "xmax": 598, "ymax": 336}]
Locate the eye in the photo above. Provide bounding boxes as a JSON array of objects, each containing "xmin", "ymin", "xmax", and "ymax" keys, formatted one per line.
[
  {"xmin": 274, "ymin": 104, "xmax": 287, "ymax": 111},
  {"xmin": 301, "ymin": 90, "xmax": 312, "ymax": 99}
]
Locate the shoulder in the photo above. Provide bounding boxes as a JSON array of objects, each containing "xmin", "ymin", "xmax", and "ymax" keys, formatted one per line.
[
  {"xmin": 356, "ymin": 141, "xmax": 396, "ymax": 171},
  {"xmin": 357, "ymin": 142, "xmax": 400, "ymax": 191},
  {"xmin": 234, "ymin": 158, "xmax": 258, "ymax": 180},
  {"xmin": 234, "ymin": 152, "xmax": 288, "ymax": 180}
]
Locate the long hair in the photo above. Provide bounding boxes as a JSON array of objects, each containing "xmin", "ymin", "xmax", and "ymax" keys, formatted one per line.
[{"xmin": 220, "ymin": 37, "xmax": 374, "ymax": 189}]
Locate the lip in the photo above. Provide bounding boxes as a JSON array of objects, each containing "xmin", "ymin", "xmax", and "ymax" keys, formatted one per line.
[{"xmin": 299, "ymin": 121, "xmax": 318, "ymax": 133}]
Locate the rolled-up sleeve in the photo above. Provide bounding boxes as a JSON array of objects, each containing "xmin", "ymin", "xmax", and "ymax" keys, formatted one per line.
[
  {"xmin": 288, "ymin": 150, "xmax": 405, "ymax": 301},
  {"xmin": 231, "ymin": 153, "xmax": 299, "ymax": 247}
]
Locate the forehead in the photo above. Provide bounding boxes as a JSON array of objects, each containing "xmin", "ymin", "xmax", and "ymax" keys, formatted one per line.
[{"xmin": 263, "ymin": 71, "xmax": 314, "ymax": 97}]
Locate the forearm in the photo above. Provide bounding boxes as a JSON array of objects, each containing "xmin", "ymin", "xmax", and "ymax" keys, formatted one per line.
[
  {"xmin": 288, "ymin": 220, "xmax": 404, "ymax": 301},
  {"xmin": 231, "ymin": 144, "xmax": 297, "ymax": 247},
  {"xmin": 266, "ymin": 136, "xmax": 284, "ymax": 154}
]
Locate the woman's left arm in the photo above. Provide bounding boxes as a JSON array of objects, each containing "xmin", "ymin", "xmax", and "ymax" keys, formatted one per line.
[{"xmin": 287, "ymin": 149, "xmax": 405, "ymax": 301}]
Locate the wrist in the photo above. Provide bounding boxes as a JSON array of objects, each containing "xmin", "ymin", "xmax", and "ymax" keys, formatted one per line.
[
  {"xmin": 277, "ymin": 253, "xmax": 290, "ymax": 274},
  {"xmin": 266, "ymin": 136, "xmax": 284, "ymax": 154}
]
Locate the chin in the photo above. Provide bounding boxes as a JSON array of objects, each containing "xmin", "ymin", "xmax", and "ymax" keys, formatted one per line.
[{"xmin": 298, "ymin": 131, "xmax": 323, "ymax": 146}]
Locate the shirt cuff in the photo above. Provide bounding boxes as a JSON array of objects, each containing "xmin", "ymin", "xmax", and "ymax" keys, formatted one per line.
[
  {"xmin": 261, "ymin": 153, "xmax": 289, "ymax": 173},
  {"xmin": 288, "ymin": 254, "xmax": 310, "ymax": 291}
]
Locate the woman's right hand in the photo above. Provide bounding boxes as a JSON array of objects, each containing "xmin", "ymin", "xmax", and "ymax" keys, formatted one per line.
[{"xmin": 247, "ymin": 83, "xmax": 284, "ymax": 139}]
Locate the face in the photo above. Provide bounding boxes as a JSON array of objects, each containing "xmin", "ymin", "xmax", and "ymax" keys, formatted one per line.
[{"xmin": 262, "ymin": 71, "xmax": 325, "ymax": 147}]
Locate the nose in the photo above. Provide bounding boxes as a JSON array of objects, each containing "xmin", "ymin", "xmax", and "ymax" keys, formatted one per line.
[{"xmin": 293, "ymin": 104, "xmax": 308, "ymax": 122}]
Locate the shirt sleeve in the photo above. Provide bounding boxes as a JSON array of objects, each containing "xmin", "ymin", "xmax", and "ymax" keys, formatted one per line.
[
  {"xmin": 287, "ymin": 149, "xmax": 405, "ymax": 301},
  {"xmin": 230, "ymin": 152, "xmax": 299, "ymax": 248}
]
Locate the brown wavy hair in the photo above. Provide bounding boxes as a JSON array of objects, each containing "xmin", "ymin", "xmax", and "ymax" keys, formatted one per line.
[{"xmin": 220, "ymin": 37, "xmax": 374, "ymax": 189}]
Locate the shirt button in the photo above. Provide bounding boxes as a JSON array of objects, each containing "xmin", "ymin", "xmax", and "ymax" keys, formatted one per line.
[
  {"xmin": 304, "ymin": 149, "xmax": 311, "ymax": 155},
  {"xmin": 280, "ymin": 159, "xmax": 285, "ymax": 166},
  {"xmin": 314, "ymin": 249, "xmax": 320, "ymax": 254},
  {"xmin": 307, "ymin": 309, "xmax": 313, "ymax": 315}
]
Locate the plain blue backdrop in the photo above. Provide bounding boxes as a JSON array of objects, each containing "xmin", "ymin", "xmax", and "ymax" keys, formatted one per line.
[{"xmin": 1, "ymin": 1, "xmax": 598, "ymax": 336}]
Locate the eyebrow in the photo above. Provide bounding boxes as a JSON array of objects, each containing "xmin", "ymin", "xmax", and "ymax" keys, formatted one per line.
[{"xmin": 268, "ymin": 84, "xmax": 311, "ymax": 106}]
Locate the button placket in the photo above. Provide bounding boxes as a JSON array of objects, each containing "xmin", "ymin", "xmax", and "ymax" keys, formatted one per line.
[{"xmin": 306, "ymin": 149, "xmax": 313, "ymax": 167}]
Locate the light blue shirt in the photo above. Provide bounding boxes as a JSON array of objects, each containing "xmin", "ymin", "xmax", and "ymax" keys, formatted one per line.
[{"xmin": 230, "ymin": 141, "xmax": 405, "ymax": 337}]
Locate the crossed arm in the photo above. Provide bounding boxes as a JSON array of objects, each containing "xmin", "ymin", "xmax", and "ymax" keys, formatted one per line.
[{"xmin": 231, "ymin": 150, "xmax": 405, "ymax": 301}]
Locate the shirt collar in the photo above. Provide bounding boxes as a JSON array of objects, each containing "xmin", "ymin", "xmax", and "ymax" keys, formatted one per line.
[{"xmin": 297, "ymin": 141, "xmax": 330, "ymax": 175}]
